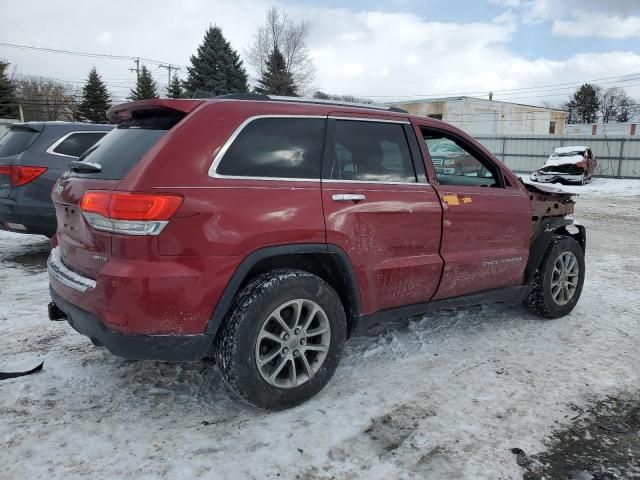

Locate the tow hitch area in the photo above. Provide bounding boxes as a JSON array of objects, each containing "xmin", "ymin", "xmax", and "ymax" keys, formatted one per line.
[{"xmin": 48, "ymin": 302, "xmax": 67, "ymax": 321}]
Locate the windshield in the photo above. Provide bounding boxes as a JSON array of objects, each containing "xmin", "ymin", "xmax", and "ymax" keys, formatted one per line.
[{"xmin": 552, "ymin": 150, "xmax": 585, "ymax": 157}]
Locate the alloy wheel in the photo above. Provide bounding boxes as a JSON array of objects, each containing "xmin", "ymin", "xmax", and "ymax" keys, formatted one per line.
[
  {"xmin": 551, "ymin": 251, "xmax": 579, "ymax": 305},
  {"xmin": 255, "ymin": 299, "xmax": 331, "ymax": 389}
]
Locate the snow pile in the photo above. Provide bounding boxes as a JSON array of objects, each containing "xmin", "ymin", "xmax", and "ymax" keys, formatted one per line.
[
  {"xmin": 523, "ymin": 177, "xmax": 640, "ymax": 196},
  {"xmin": 524, "ymin": 177, "xmax": 640, "ymax": 196}
]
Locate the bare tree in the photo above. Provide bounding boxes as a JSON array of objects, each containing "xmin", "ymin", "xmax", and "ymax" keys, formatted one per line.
[
  {"xmin": 14, "ymin": 75, "xmax": 79, "ymax": 121},
  {"xmin": 599, "ymin": 86, "xmax": 636, "ymax": 123},
  {"xmin": 616, "ymin": 92, "xmax": 636, "ymax": 123},
  {"xmin": 313, "ymin": 91, "xmax": 373, "ymax": 104},
  {"xmin": 247, "ymin": 7, "xmax": 315, "ymax": 94}
]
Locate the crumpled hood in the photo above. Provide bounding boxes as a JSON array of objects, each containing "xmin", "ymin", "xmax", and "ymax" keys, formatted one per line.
[
  {"xmin": 543, "ymin": 155, "xmax": 585, "ymax": 168},
  {"xmin": 523, "ymin": 178, "xmax": 576, "ymax": 198}
]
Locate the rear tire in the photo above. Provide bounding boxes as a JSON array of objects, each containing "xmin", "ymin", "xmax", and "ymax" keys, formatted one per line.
[
  {"xmin": 523, "ymin": 235, "xmax": 585, "ymax": 318},
  {"xmin": 214, "ymin": 269, "xmax": 347, "ymax": 410}
]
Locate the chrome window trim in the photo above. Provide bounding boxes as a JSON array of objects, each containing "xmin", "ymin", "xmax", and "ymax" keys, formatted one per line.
[
  {"xmin": 46, "ymin": 131, "xmax": 108, "ymax": 159},
  {"xmin": 321, "ymin": 179, "xmax": 422, "ymax": 186},
  {"xmin": 208, "ymin": 115, "xmax": 326, "ymax": 180},
  {"xmin": 208, "ymin": 114, "xmax": 412, "ymax": 181},
  {"xmin": 327, "ymin": 116, "xmax": 420, "ymax": 184}
]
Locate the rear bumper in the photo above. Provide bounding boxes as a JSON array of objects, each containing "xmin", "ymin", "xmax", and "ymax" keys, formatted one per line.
[
  {"xmin": 48, "ymin": 243, "xmax": 237, "ymax": 347},
  {"xmin": 50, "ymin": 286, "xmax": 212, "ymax": 361},
  {"xmin": 0, "ymin": 198, "xmax": 56, "ymax": 236}
]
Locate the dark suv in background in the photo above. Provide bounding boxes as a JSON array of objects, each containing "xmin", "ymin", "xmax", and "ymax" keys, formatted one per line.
[{"xmin": 0, "ymin": 122, "xmax": 112, "ymax": 236}]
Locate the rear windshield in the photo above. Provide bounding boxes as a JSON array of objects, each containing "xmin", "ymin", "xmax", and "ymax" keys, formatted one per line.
[
  {"xmin": 0, "ymin": 127, "xmax": 40, "ymax": 157},
  {"xmin": 71, "ymin": 109, "xmax": 184, "ymax": 180}
]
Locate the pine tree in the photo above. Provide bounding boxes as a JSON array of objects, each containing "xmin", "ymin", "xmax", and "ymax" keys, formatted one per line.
[
  {"xmin": 566, "ymin": 83, "xmax": 600, "ymax": 124},
  {"xmin": 0, "ymin": 61, "xmax": 18, "ymax": 118},
  {"xmin": 255, "ymin": 46, "xmax": 297, "ymax": 96},
  {"xmin": 183, "ymin": 25, "xmax": 249, "ymax": 97},
  {"xmin": 166, "ymin": 74, "xmax": 184, "ymax": 98},
  {"xmin": 129, "ymin": 65, "xmax": 159, "ymax": 100},
  {"xmin": 78, "ymin": 67, "xmax": 111, "ymax": 123}
]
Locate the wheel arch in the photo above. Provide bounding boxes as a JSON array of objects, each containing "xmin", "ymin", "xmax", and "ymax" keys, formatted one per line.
[
  {"xmin": 525, "ymin": 217, "xmax": 586, "ymax": 283},
  {"xmin": 206, "ymin": 244, "xmax": 362, "ymax": 337}
]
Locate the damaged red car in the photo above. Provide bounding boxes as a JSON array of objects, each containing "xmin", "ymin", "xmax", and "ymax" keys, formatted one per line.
[
  {"xmin": 47, "ymin": 95, "xmax": 586, "ymax": 409},
  {"xmin": 531, "ymin": 145, "xmax": 597, "ymax": 185}
]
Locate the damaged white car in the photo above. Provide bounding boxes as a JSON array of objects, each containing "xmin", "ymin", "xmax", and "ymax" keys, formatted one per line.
[{"xmin": 531, "ymin": 146, "xmax": 597, "ymax": 185}]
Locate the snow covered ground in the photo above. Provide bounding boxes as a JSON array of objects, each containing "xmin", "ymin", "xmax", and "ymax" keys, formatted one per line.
[
  {"xmin": 524, "ymin": 177, "xmax": 640, "ymax": 197},
  {"xmin": 1, "ymin": 182, "xmax": 639, "ymax": 479}
]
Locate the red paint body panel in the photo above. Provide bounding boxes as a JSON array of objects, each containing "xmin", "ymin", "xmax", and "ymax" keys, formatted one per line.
[
  {"xmin": 411, "ymin": 119, "xmax": 533, "ymax": 299},
  {"xmin": 322, "ymin": 182, "xmax": 443, "ymax": 314},
  {"xmin": 429, "ymin": 185, "xmax": 531, "ymax": 299},
  {"xmin": 50, "ymin": 98, "xmax": 537, "ymax": 340},
  {"xmin": 158, "ymin": 180, "xmax": 325, "ymax": 257}
]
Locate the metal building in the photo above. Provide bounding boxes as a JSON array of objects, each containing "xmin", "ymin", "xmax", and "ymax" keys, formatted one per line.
[{"xmin": 391, "ymin": 96, "xmax": 567, "ymax": 136}]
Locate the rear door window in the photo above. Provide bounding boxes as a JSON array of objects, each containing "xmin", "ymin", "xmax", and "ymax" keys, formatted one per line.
[
  {"xmin": 0, "ymin": 127, "xmax": 40, "ymax": 157},
  {"xmin": 324, "ymin": 119, "xmax": 417, "ymax": 183},
  {"xmin": 50, "ymin": 132, "xmax": 107, "ymax": 158},
  {"xmin": 215, "ymin": 117, "xmax": 325, "ymax": 179},
  {"xmin": 71, "ymin": 109, "xmax": 184, "ymax": 180}
]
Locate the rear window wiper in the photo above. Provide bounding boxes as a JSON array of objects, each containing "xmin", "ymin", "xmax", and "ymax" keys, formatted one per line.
[{"xmin": 69, "ymin": 160, "xmax": 101, "ymax": 173}]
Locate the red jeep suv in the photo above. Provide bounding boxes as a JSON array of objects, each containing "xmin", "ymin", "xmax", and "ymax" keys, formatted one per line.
[{"xmin": 48, "ymin": 95, "xmax": 586, "ymax": 409}]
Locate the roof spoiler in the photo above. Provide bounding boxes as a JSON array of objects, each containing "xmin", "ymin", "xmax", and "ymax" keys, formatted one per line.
[
  {"xmin": 106, "ymin": 99, "xmax": 205, "ymax": 123},
  {"xmin": 9, "ymin": 123, "xmax": 44, "ymax": 132}
]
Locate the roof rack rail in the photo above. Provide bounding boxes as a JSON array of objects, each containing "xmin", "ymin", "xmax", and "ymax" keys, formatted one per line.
[{"xmin": 191, "ymin": 92, "xmax": 408, "ymax": 114}]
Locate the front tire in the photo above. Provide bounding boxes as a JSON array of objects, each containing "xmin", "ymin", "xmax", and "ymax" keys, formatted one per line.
[
  {"xmin": 215, "ymin": 269, "xmax": 347, "ymax": 410},
  {"xmin": 523, "ymin": 235, "xmax": 585, "ymax": 318}
]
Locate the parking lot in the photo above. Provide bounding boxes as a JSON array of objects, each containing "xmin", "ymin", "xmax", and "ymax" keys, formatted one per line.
[{"xmin": 1, "ymin": 180, "xmax": 639, "ymax": 479}]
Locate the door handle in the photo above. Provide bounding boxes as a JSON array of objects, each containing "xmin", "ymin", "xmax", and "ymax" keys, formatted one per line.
[{"xmin": 331, "ymin": 193, "xmax": 366, "ymax": 202}]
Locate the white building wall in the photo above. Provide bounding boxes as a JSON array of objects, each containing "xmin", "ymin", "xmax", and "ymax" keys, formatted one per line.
[
  {"xmin": 392, "ymin": 97, "xmax": 565, "ymax": 136},
  {"xmin": 564, "ymin": 123, "xmax": 638, "ymax": 136}
]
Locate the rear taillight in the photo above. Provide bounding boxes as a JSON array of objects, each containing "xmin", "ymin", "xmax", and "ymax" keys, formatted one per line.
[
  {"xmin": 0, "ymin": 166, "xmax": 48, "ymax": 187},
  {"xmin": 79, "ymin": 191, "xmax": 183, "ymax": 236}
]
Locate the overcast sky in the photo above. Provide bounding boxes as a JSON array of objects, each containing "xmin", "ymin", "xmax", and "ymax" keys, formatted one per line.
[{"xmin": 1, "ymin": 0, "xmax": 640, "ymax": 106}]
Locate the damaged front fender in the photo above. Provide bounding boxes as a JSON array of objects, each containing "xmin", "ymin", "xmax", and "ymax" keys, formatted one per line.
[{"xmin": 522, "ymin": 181, "xmax": 585, "ymax": 282}]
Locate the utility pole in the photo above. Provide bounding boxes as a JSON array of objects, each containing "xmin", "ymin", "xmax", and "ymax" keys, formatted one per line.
[
  {"xmin": 159, "ymin": 63, "xmax": 181, "ymax": 88},
  {"xmin": 129, "ymin": 57, "xmax": 140, "ymax": 80}
]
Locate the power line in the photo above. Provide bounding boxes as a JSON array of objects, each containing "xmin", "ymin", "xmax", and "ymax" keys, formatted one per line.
[
  {"xmin": 5, "ymin": 41, "xmax": 640, "ymax": 100},
  {"xmin": 0, "ymin": 41, "xmax": 186, "ymax": 69},
  {"xmin": 354, "ymin": 72, "xmax": 640, "ymax": 100}
]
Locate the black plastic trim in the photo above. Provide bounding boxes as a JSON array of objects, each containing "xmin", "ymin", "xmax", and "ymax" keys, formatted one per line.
[
  {"xmin": 352, "ymin": 285, "xmax": 528, "ymax": 334},
  {"xmin": 50, "ymin": 287, "xmax": 212, "ymax": 361},
  {"xmin": 205, "ymin": 243, "xmax": 362, "ymax": 335},
  {"xmin": 525, "ymin": 217, "xmax": 586, "ymax": 282},
  {"xmin": 404, "ymin": 123, "xmax": 428, "ymax": 183}
]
